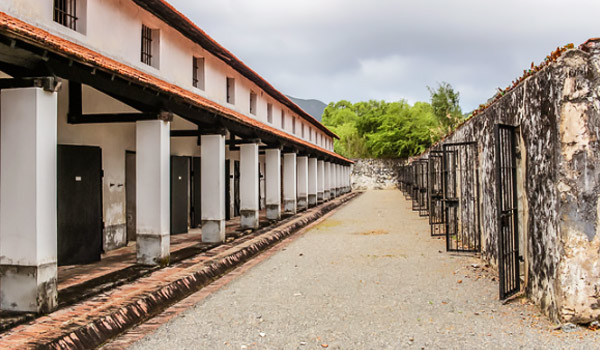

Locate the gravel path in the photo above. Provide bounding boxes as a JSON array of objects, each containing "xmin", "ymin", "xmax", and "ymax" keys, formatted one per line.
[{"xmin": 129, "ymin": 190, "xmax": 600, "ymax": 350}]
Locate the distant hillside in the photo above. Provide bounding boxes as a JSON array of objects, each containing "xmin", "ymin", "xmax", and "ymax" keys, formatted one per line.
[{"xmin": 287, "ymin": 96, "xmax": 327, "ymax": 122}]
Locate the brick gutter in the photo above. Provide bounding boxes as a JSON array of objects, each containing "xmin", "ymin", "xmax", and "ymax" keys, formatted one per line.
[{"xmin": 0, "ymin": 192, "xmax": 359, "ymax": 350}]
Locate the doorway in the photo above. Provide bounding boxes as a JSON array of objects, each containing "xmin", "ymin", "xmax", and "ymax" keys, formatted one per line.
[{"xmin": 57, "ymin": 145, "xmax": 103, "ymax": 265}]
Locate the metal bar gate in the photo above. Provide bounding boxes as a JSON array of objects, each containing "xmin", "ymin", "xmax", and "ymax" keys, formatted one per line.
[
  {"xmin": 428, "ymin": 150, "xmax": 445, "ymax": 236},
  {"xmin": 443, "ymin": 142, "xmax": 481, "ymax": 252},
  {"xmin": 417, "ymin": 160, "xmax": 429, "ymax": 217},
  {"xmin": 496, "ymin": 124, "xmax": 520, "ymax": 300}
]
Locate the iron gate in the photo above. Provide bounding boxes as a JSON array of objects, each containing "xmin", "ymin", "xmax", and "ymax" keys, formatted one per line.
[
  {"xmin": 417, "ymin": 160, "xmax": 429, "ymax": 217},
  {"xmin": 428, "ymin": 150, "xmax": 445, "ymax": 236},
  {"xmin": 496, "ymin": 124, "xmax": 521, "ymax": 300},
  {"xmin": 443, "ymin": 142, "xmax": 481, "ymax": 252}
]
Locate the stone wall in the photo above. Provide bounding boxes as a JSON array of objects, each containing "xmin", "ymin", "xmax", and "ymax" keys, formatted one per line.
[
  {"xmin": 415, "ymin": 40, "xmax": 600, "ymax": 324},
  {"xmin": 351, "ymin": 159, "xmax": 402, "ymax": 190}
]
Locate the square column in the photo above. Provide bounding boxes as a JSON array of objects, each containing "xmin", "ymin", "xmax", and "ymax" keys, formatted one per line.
[
  {"xmin": 324, "ymin": 162, "xmax": 331, "ymax": 201},
  {"xmin": 317, "ymin": 160, "xmax": 325, "ymax": 204},
  {"xmin": 308, "ymin": 157, "xmax": 318, "ymax": 207},
  {"xmin": 1, "ymin": 87, "xmax": 58, "ymax": 313},
  {"xmin": 265, "ymin": 148, "xmax": 281, "ymax": 220},
  {"xmin": 201, "ymin": 134, "xmax": 226, "ymax": 242},
  {"xmin": 240, "ymin": 142, "xmax": 259, "ymax": 230},
  {"xmin": 283, "ymin": 152, "xmax": 297, "ymax": 214},
  {"xmin": 136, "ymin": 120, "xmax": 171, "ymax": 266},
  {"xmin": 297, "ymin": 156, "xmax": 309, "ymax": 211}
]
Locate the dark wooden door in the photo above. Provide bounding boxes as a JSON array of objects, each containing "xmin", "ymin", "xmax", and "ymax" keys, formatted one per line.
[
  {"xmin": 225, "ymin": 159, "xmax": 231, "ymax": 221},
  {"xmin": 191, "ymin": 157, "xmax": 201, "ymax": 228},
  {"xmin": 234, "ymin": 160, "xmax": 240, "ymax": 217},
  {"xmin": 57, "ymin": 145, "xmax": 103, "ymax": 266},
  {"xmin": 171, "ymin": 156, "xmax": 189, "ymax": 235},
  {"xmin": 125, "ymin": 151, "xmax": 136, "ymax": 241}
]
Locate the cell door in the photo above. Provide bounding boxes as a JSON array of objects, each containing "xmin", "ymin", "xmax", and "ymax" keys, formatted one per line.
[
  {"xmin": 125, "ymin": 151, "xmax": 136, "ymax": 242},
  {"xmin": 443, "ymin": 142, "xmax": 481, "ymax": 253},
  {"xmin": 225, "ymin": 160, "xmax": 231, "ymax": 220},
  {"xmin": 170, "ymin": 156, "xmax": 190, "ymax": 235},
  {"xmin": 234, "ymin": 160, "xmax": 241, "ymax": 217},
  {"xmin": 190, "ymin": 157, "xmax": 201, "ymax": 228},
  {"xmin": 496, "ymin": 124, "xmax": 520, "ymax": 300},
  {"xmin": 57, "ymin": 145, "xmax": 103, "ymax": 265},
  {"xmin": 428, "ymin": 151, "xmax": 445, "ymax": 236}
]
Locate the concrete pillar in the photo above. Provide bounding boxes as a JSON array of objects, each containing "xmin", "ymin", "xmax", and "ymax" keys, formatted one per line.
[
  {"xmin": 265, "ymin": 148, "xmax": 281, "ymax": 220},
  {"xmin": 317, "ymin": 160, "xmax": 325, "ymax": 203},
  {"xmin": 308, "ymin": 157, "xmax": 318, "ymax": 207},
  {"xmin": 283, "ymin": 152, "xmax": 297, "ymax": 214},
  {"xmin": 136, "ymin": 119, "xmax": 170, "ymax": 266},
  {"xmin": 201, "ymin": 134, "xmax": 226, "ymax": 242},
  {"xmin": 297, "ymin": 156, "xmax": 309, "ymax": 211},
  {"xmin": 240, "ymin": 142, "xmax": 259, "ymax": 230},
  {"xmin": 331, "ymin": 164, "xmax": 337, "ymax": 198},
  {"xmin": 0, "ymin": 88, "xmax": 58, "ymax": 313},
  {"xmin": 324, "ymin": 162, "xmax": 331, "ymax": 200}
]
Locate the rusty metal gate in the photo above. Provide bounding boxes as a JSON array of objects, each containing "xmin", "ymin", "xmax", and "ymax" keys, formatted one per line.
[
  {"xmin": 428, "ymin": 150, "xmax": 445, "ymax": 236},
  {"xmin": 443, "ymin": 142, "xmax": 481, "ymax": 252},
  {"xmin": 496, "ymin": 124, "xmax": 521, "ymax": 300}
]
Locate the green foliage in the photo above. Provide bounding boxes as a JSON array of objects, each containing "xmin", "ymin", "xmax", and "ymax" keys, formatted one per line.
[
  {"xmin": 427, "ymin": 82, "xmax": 464, "ymax": 132},
  {"xmin": 322, "ymin": 99, "xmax": 445, "ymax": 159}
]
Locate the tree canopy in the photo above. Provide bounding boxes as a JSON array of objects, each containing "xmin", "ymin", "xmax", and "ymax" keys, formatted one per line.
[{"xmin": 322, "ymin": 82, "xmax": 463, "ymax": 159}]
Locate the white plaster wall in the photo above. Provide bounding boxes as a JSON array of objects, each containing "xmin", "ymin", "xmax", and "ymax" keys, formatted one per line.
[{"xmin": 0, "ymin": 0, "xmax": 335, "ymax": 150}]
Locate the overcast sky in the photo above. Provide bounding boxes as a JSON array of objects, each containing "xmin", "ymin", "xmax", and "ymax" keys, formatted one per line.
[{"xmin": 169, "ymin": 0, "xmax": 600, "ymax": 112}]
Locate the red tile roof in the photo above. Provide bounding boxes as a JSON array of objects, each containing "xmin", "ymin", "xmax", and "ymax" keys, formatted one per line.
[
  {"xmin": 132, "ymin": 0, "xmax": 338, "ymax": 139},
  {"xmin": 0, "ymin": 12, "xmax": 352, "ymax": 164}
]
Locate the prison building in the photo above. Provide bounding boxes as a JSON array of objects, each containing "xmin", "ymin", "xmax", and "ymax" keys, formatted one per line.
[
  {"xmin": 0, "ymin": 0, "xmax": 353, "ymax": 314},
  {"xmin": 401, "ymin": 39, "xmax": 600, "ymax": 324}
]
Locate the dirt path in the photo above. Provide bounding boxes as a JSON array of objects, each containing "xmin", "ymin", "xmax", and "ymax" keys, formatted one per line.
[{"xmin": 127, "ymin": 190, "xmax": 599, "ymax": 350}]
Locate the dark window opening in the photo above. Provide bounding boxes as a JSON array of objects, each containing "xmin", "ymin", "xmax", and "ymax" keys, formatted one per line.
[
  {"xmin": 267, "ymin": 103, "xmax": 273, "ymax": 123},
  {"xmin": 193, "ymin": 57, "xmax": 205, "ymax": 90},
  {"xmin": 281, "ymin": 110, "xmax": 285, "ymax": 129},
  {"xmin": 54, "ymin": 0, "xmax": 78, "ymax": 31},
  {"xmin": 141, "ymin": 24, "xmax": 153, "ymax": 66},
  {"xmin": 227, "ymin": 77, "xmax": 235, "ymax": 104},
  {"xmin": 250, "ymin": 91, "xmax": 257, "ymax": 115}
]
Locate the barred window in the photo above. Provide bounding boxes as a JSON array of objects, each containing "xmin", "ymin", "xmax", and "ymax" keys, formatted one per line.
[
  {"xmin": 54, "ymin": 0, "xmax": 78, "ymax": 31},
  {"xmin": 141, "ymin": 25, "xmax": 153, "ymax": 66}
]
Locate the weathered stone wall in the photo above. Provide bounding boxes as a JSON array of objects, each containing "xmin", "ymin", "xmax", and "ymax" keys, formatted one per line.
[
  {"xmin": 350, "ymin": 159, "xmax": 402, "ymax": 190},
  {"xmin": 417, "ymin": 41, "xmax": 600, "ymax": 323}
]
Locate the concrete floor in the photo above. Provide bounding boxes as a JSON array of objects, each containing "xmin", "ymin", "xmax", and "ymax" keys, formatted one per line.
[{"xmin": 126, "ymin": 190, "xmax": 600, "ymax": 350}]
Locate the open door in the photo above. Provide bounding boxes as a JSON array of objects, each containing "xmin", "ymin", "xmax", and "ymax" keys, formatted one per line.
[{"xmin": 57, "ymin": 145, "xmax": 103, "ymax": 265}]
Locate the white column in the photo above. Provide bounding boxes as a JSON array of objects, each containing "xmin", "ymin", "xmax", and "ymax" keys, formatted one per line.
[
  {"xmin": 317, "ymin": 160, "xmax": 325, "ymax": 203},
  {"xmin": 324, "ymin": 162, "xmax": 331, "ymax": 200},
  {"xmin": 240, "ymin": 142, "xmax": 259, "ymax": 229},
  {"xmin": 265, "ymin": 148, "xmax": 281, "ymax": 220},
  {"xmin": 308, "ymin": 157, "xmax": 318, "ymax": 207},
  {"xmin": 1, "ymin": 87, "xmax": 58, "ymax": 313},
  {"xmin": 201, "ymin": 134, "xmax": 226, "ymax": 242},
  {"xmin": 136, "ymin": 119, "xmax": 170, "ymax": 266},
  {"xmin": 335, "ymin": 164, "xmax": 341, "ymax": 197},
  {"xmin": 297, "ymin": 156, "xmax": 309, "ymax": 211},
  {"xmin": 283, "ymin": 152, "xmax": 297, "ymax": 214}
]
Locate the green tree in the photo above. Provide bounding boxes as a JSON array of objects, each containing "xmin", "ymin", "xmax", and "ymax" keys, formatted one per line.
[{"xmin": 427, "ymin": 82, "xmax": 463, "ymax": 132}]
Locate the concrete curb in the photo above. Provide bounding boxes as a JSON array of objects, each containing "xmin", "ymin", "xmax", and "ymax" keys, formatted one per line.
[{"xmin": 43, "ymin": 192, "xmax": 359, "ymax": 350}]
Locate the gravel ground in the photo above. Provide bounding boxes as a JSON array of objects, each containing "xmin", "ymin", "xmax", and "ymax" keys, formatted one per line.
[{"xmin": 129, "ymin": 190, "xmax": 600, "ymax": 350}]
